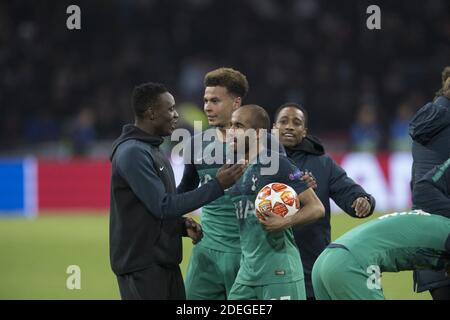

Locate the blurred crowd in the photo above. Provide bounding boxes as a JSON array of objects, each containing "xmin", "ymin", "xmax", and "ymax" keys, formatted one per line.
[{"xmin": 1, "ymin": 0, "xmax": 449, "ymax": 156}]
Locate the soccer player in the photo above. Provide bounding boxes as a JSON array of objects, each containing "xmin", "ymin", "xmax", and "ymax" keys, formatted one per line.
[
  {"xmin": 312, "ymin": 159, "xmax": 450, "ymax": 300},
  {"xmin": 177, "ymin": 68, "xmax": 250, "ymax": 300},
  {"xmin": 409, "ymin": 66, "xmax": 450, "ymax": 300},
  {"xmin": 273, "ymin": 103, "xmax": 376, "ymax": 299},
  {"xmin": 226, "ymin": 105, "xmax": 325, "ymax": 300},
  {"xmin": 109, "ymin": 82, "xmax": 245, "ymax": 299}
]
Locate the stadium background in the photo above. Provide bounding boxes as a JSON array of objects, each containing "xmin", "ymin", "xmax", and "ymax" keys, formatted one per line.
[{"xmin": 1, "ymin": 0, "xmax": 449, "ymax": 299}]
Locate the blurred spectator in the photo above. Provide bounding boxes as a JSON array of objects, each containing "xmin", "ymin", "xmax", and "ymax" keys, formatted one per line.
[
  {"xmin": 69, "ymin": 108, "xmax": 96, "ymax": 156},
  {"xmin": 24, "ymin": 112, "xmax": 60, "ymax": 144},
  {"xmin": 389, "ymin": 102, "xmax": 413, "ymax": 151},
  {"xmin": 350, "ymin": 104, "xmax": 382, "ymax": 152},
  {"xmin": 178, "ymin": 57, "xmax": 212, "ymax": 102},
  {"xmin": 0, "ymin": 0, "xmax": 449, "ymax": 155}
]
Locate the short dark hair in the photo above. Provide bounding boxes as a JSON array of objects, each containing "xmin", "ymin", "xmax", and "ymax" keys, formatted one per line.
[
  {"xmin": 204, "ymin": 67, "xmax": 249, "ymax": 98},
  {"xmin": 274, "ymin": 102, "xmax": 308, "ymax": 127},
  {"xmin": 131, "ymin": 82, "xmax": 168, "ymax": 119},
  {"xmin": 241, "ymin": 104, "xmax": 271, "ymax": 130}
]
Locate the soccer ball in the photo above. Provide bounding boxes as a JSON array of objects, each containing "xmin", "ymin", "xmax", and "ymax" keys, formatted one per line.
[{"xmin": 254, "ymin": 183, "xmax": 299, "ymax": 219}]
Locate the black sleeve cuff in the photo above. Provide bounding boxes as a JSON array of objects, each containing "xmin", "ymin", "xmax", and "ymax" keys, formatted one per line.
[{"xmin": 351, "ymin": 194, "xmax": 376, "ymax": 218}]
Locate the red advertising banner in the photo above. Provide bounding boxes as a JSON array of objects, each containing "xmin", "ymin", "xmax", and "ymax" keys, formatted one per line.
[
  {"xmin": 36, "ymin": 152, "xmax": 413, "ymax": 213},
  {"xmin": 38, "ymin": 160, "xmax": 111, "ymax": 210}
]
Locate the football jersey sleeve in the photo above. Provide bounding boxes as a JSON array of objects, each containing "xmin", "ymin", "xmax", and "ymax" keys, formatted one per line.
[{"xmin": 276, "ymin": 156, "xmax": 309, "ymax": 195}]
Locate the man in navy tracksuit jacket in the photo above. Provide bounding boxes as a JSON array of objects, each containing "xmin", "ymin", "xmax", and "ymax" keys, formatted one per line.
[
  {"xmin": 413, "ymin": 157, "xmax": 450, "ymax": 219},
  {"xmin": 109, "ymin": 82, "xmax": 245, "ymax": 299},
  {"xmin": 273, "ymin": 103, "xmax": 376, "ymax": 299},
  {"xmin": 409, "ymin": 67, "xmax": 450, "ymax": 300}
]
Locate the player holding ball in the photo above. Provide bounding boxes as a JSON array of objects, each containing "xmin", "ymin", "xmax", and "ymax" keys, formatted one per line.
[{"xmin": 226, "ymin": 104, "xmax": 325, "ymax": 300}]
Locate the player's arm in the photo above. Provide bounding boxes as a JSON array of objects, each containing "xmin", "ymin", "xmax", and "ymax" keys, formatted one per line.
[
  {"xmin": 286, "ymin": 187, "xmax": 325, "ymax": 227},
  {"xmin": 260, "ymin": 188, "xmax": 325, "ymax": 233},
  {"xmin": 117, "ymin": 145, "xmax": 245, "ymax": 220},
  {"xmin": 413, "ymin": 158, "xmax": 450, "ymax": 218},
  {"xmin": 327, "ymin": 156, "xmax": 375, "ymax": 218},
  {"xmin": 259, "ymin": 157, "xmax": 324, "ymax": 232},
  {"xmin": 176, "ymin": 163, "xmax": 200, "ymax": 193},
  {"xmin": 176, "ymin": 136, "xmax": 201, "ymax": 193}
]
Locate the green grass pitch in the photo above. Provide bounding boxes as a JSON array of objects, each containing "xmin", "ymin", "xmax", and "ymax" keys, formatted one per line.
[{"xmin": 0, "ymin": 212, "xmax": 431, "ymax": 300}]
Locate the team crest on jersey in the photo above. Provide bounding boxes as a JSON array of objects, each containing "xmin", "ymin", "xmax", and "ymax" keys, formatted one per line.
[
  {"xmin": 251, "ymin": 175, "xmax": 258, "ymax": 191},
  {"xmin": 288, "ymin": 169, "xmax": 303, "ymax": 181}
]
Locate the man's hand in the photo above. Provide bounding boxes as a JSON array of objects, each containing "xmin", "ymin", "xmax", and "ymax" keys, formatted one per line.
[
  {"xmin": 185, "ymin": 217, "xmax": 203, "ymax": 244},
  {"xmin": 351, "ymin": 197, "xmax": 371, "ymax": 217},
  {"xmin": 301, "ymin": 170, "xmax": 317, "ymax": 189},
  {"xmin": 258, "ymin": 210, "xmax": 291, "ymax": 233},
  {"xmin": 216, "ymin": 162, "xmax": 248, "ymax": 189}
]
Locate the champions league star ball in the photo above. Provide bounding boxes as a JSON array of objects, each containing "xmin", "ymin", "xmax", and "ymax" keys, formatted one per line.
[{"xmin": 255, "ymin": 183, "xmax": 300, "ymax": 219}]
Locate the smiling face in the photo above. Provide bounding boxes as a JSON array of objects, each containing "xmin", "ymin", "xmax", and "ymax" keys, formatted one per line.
[
  {"xmin": 274, "ymin": 106, "xmax": 307, "ymax": 147},
  {"xmin": 151, "ymin": 92, "xmax": 179, "ymax": 136}
]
